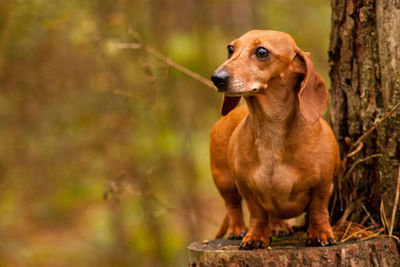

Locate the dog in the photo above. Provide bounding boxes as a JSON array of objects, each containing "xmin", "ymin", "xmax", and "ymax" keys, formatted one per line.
[{"xmin": 209, "ymin": 30, "xmax": 340, "ymax": 250}]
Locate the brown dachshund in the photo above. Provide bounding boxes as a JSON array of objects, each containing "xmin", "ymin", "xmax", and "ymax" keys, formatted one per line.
[{"xmin": 210, "ymin": 30, "xmax": 340, "ymax": 250}]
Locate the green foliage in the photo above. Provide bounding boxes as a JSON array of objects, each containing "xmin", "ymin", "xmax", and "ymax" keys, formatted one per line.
[{"xmin": 0, "ymin": 0, "xmax": 330, "ymax": 266}]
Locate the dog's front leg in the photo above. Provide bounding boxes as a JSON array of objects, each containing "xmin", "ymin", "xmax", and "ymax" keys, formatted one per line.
[
  {"xmin": 306, "ymin": 183, "xmax": 336, "ymax": 246},
  {"xmin": 237, "ymin": 182, "xmax": 270, "ymax": 250}
]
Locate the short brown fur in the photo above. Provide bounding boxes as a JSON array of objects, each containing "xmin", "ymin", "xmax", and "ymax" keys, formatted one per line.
[{"xmin": 210, "ymin": 30, "xmax": 340, "ymax": 249}]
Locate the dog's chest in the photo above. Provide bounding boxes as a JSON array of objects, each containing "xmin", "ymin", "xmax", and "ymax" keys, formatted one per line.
[
  {"xmin": 233, "ymin": 129, "xmax": 296, "ymax": 188},
  {"xmin": 252, "ymin": 163, "xmax": 309, "ymax": 216},
  {"xmin": 230, "ymin": 125, "xmax": 309, "ymax": 214}
]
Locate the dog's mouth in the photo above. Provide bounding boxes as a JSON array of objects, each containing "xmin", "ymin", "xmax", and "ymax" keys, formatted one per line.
[
  {"xmin": 225, "ymin": 79, "xmax": 268, "ymax": 96},
  {"xmin": 222, "ymin": 87, "xmax": 260, "ymax": 96}
]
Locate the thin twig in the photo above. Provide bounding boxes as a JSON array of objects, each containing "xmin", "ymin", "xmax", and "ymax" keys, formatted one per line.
[
  {"xmin": 389, "ymin": 163, "xmax": 400, "ymax": 236},
  {"xmin": 341, "ymin": 221, "xmax": 352, "ymax": 241},
  {"xmin": 380, "ymin": 199, "xmax": 389, "ymax": 233},
  {"xmin": 113, "ymin": 41, "xmax": 215, "ymax": 89},
  {"xmin": 341, "ymin": 225, "xmax": 376, "ymax": 243},
  {"xmin": 114, "ymin": 42, "xmax": 142, "ymax": 49},
  {"xmin": 360, "ymin": 215, "xmax": 368, "ymax": 225},
  {"xmin": 131, "ymin": 185, "xmax": 219, "ymax": 226},
  {"xmin": 343, "ymin": 154, "xmax": 383, "ymax": 181},
  {"xmin": 130, "ymin": 187, "xmax": 220, "ymax": 226},
  {"xmin": 361, "ymin": 204, "xmax": 378, "ymax": 225},
  {"xmin": 347, "ymin": 101, "xmax": 400, "ymax": 157},
  {"xmin": 335, "ymin": 202, "xmax": 356, "ymax": 229},
  {"xmin": 148, "ymin": 193, "xmax": 220, "ymax": 226},
  {"xmin": 104, "ymin": 176, "xmax": 220, "ymax": 226},
  {"xmin": 347, "ymin": 143, "xmax": 363, "ymax": 157},
  {"xmin": 358, "ymin": 228, "xmax": 385, "ymax": 241},
  {"xmin": 138, "ymin": 55, "xmax": 158, "ymax": 104}
]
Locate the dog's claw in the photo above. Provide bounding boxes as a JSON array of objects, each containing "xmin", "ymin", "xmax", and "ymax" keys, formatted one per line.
[
  {"xmin": 230, "ymin": 232, "xmax": 246, "ymax": 240},
  {"xmin": 239, "ymin": 240, "xmax": 254, "ymax": 250},
  {"xmin": 316, "ymin": 238, "xmax": 325, "ymax": 247},
  {"xmin": 306, "ymin": 237, "xmax": 334, "ymax": 247},
  {"xmin": 240, "ymin": 232, "xmax": 246, "ymax": 239},
  {"xmin": 327, "ymin": 238, "xmax": 336, "ymax": 246},
  {"xmin": 248, "ymin": 240, "xmax": 255, "ymax": 247},
  {"xmin": 255, "ymin": 241, "xmax": 265, "ymax": 249}
]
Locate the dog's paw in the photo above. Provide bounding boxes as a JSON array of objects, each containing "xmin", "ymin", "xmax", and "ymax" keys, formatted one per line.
[
  {"xmin": 306, "ymin": 229, "xmax": 336, "ymax": 247},
  {"xmin": 306, "ymin": 237, "xmax": 335, "ymax": 247},
  {"xmin": 227, "ymin": 224, "xmax": 247, "ymax": 240},
  {"xmin": 269, "ymin": 219, "xmax": 294, "ymax": 238},
  {"xmin": 239, "ymin": 231, "xmax": 269, "ymax": 250}
]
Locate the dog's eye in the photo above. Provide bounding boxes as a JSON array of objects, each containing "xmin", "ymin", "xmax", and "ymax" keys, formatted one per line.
[
  {"xmin": 227, "ymin": 45, "xmax": 234, "ymax": 59},
  {"xmin": 255, "ymin": 47, "xmax": 270, "ymax": 61}
]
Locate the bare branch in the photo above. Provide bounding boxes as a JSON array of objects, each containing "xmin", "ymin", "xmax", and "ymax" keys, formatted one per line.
[
  {"xmin": 340, "ymin": 225, "xmax": 377, "ymax": 243},
  {"xmin": 361, "ymin": 204, "xmax": 378, "ymax": 225},
  {"xmin": 104, "ymin": 176, "xmax": 220, "ymax": 227},
  {"xmin": 343, "ymin": 154, "xmax": 383, "ymax": 182},
  {"xmin": 348, "ymin": 101, "xmax": 400, "ymax": 157},
  {"xmin": 341, "ymin": 221, "xmax": 352, "ymax": 241},
  {"xmin": 113, "ymin": 41, "xmax": 215, "ymax": 89},
  {"xmin": 380, "ymin": 199, "xmax": 389, "ymax": 234},
  {"xmin": 347, "ymin": 143, "xmax": 363, "ymax": 157}
]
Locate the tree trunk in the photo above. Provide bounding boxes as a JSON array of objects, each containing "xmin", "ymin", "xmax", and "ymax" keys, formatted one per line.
[
  {"xmin": 188, "ymin": 238, "xmax": 400, "ymax": 266},
  {"xmin": 329, "ymin": 0, "xmax": 400, "ymax": 230}
]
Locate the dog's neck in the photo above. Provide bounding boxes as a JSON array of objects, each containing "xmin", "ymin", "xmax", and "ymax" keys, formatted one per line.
[
  {"xmin": 244, "ymin": 75, "xmax": 303, "ymax": 169},
  {"xmin": 245, "ymin": 74, "xmax": 302, "ymax": 132}
]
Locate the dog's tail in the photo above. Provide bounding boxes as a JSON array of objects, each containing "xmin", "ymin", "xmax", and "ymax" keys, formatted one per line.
[{"xmin": 215, "ymin": 213, "xmax": 229, "ymax": 238}]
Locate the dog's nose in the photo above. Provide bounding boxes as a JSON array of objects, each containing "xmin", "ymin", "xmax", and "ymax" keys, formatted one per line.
[{"xmin": 211, "ymin": 69, "xmax": 230, "ymax": 90}]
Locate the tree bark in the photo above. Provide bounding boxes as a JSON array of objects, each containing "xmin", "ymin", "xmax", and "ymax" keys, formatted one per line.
[
  {"xmin": 188, "ymin": 238, "xmax": 400, "ymax": 267},
  {"xmin": 329, "ymin": 0, "xmax": 400, "ymax": 229}
]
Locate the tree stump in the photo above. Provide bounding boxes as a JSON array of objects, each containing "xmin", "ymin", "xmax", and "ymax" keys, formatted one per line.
[{"xmin": 188, "ymin": 238, "xmax": 399, "ymax": 266}]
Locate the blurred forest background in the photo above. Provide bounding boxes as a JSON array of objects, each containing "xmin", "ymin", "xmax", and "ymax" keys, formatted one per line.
[{"xmin": 0, "ymin": 0, "xmax": 331, "ymax": 266}]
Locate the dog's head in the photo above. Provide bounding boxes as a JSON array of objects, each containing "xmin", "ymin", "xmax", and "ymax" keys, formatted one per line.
[{"xmin": 211, "ymin": 30, "xmax": 328, "ymax": 124}]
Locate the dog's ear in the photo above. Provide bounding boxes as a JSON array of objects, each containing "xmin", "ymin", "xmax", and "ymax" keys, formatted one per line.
[
  {"xmin": 293, "ymin": 48, "xmax": 328, "ymax": 124},
  {"xmin": 221, "ymin": 95, "xmax": 241, "ymax": 116}
]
